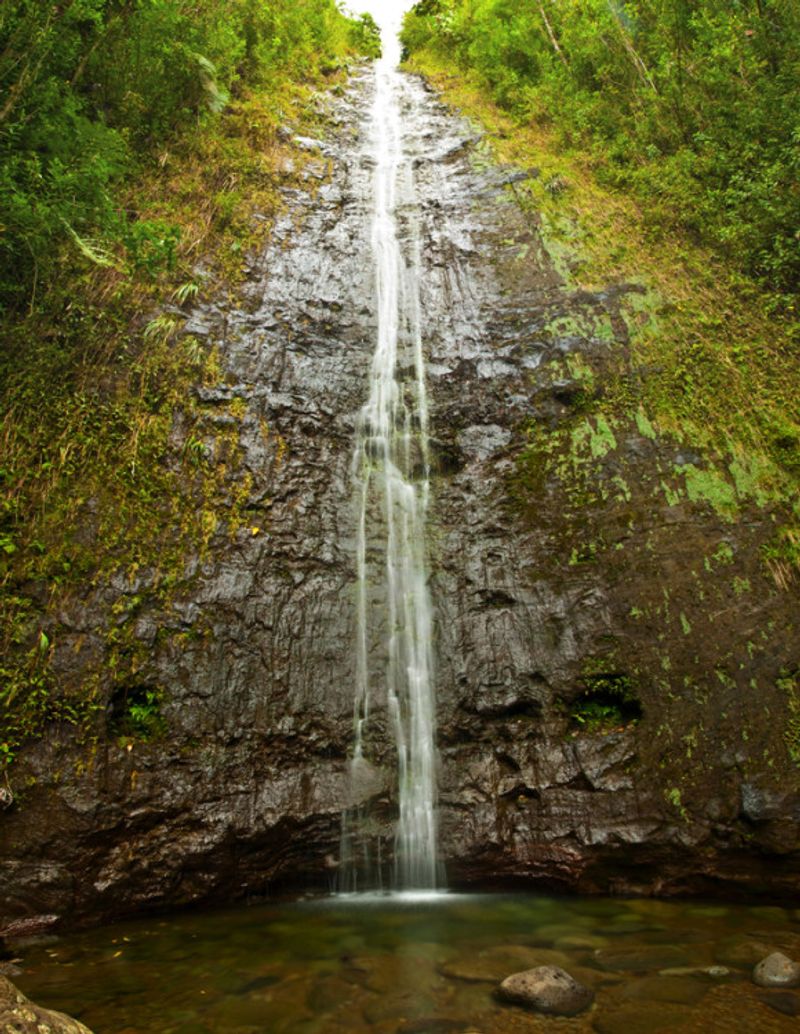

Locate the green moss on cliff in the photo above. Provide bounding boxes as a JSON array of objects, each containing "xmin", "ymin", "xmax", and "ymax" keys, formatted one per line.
[
  {"xmin": 405, "ymin": 50, "xmax": 800, "ymax": 589},
  {"xmin": 0, "ymin": 27, "xmax": 367, "ymax": 774},
  {"xmin": 780, "ymin": 671, "xmax": 800, "ymax": 766}
]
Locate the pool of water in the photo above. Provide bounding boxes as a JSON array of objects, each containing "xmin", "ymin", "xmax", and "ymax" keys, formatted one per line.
[{"xmin": 10, "ymin": 893, "xmax": 800, "ymax": 1033}]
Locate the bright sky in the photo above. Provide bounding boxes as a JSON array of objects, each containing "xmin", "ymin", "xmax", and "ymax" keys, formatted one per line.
[{"xmin": 344, "ymin": 0, "xmax": 417, "ymax": 35}]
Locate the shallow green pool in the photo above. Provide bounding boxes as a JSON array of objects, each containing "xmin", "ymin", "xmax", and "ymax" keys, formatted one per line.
[{"xmin": 10, "ymin": 893, "xmax": 800, "ymax": 1033}]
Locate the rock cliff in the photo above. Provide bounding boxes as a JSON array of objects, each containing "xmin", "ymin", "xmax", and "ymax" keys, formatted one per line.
[{"xmin": 1, "ymin": 65, "xmax": 798, "ymax": 935}]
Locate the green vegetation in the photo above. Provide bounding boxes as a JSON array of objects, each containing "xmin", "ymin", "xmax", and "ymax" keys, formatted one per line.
[
  {"xmin": 110, "ymin": 685, "xmax": 166, "ymax": 741},
  {"xmin": 401, "ymin": 0, "xmax": 800, "ymax": 299},
  {"xmin": 403, "ymin": 2, "xmax": 800, "ymax": 580},
  {"xmin": 569, "ymin": 665, "xmax": 642, "ymax": 733},
  {"xmin": 778, "ymin": 670, "xmax": 800, "ymax": 765},
  {"xmin": 762, "ymin": 527, "xmax": 800, "ymax": 591},
  {"xmin": 570, "ymin": 698, "xmax": 627, "ymax": 732},
  {"xmin": 0, "ymin": 0, "xmax": 378, "ymax": 314},
  {"xmin": 0, "ymin": 0, "xmax": 376, "ymax": 774},
  {"xmin": 665, "ymin": 786, "xmax": 689, "ymax": 822}
]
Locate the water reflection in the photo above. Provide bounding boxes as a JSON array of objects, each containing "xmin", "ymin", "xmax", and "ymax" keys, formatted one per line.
[{"xmin": 12, "ymin": 893, "xmax": 800, "ymax": 1032}]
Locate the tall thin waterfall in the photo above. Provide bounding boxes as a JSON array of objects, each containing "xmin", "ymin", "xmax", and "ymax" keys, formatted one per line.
[{"xmin": 338, "ymin": 18, "xmax": 441, "ymax": 893}]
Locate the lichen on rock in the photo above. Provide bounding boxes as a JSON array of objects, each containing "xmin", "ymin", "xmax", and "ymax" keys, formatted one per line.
[{"xmin": 0, "ymin": 976, "xmax": 94, "ymax": 1034}]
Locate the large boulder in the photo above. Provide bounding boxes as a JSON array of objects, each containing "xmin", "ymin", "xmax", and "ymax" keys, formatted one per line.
[
  {"xmin": 495, "ymin": 965, "xmax": 594, "ymax": 1016},
  {"xmin": 0, "ymin": 976, "xmax": 94, "ymax": 1033}
]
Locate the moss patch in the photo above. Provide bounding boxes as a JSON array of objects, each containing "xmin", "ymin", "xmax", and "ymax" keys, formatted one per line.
[
  {"xmin": 405, "ymin": 49, "xmax": 800, "ymax": 573},
  {"xmin": 0, "ymin": 68, "xmax": 351, "ymax": 774},
  {"xmin": 779, "ymin": 671, "xmax": 800, "ymax": 766}
]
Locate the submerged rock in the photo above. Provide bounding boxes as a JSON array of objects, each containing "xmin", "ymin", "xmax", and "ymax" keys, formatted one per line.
[
  {"xmin": 0, "ymin": 976, "xmax": 94, "ymax": 1033},
  {"xmin": 658, "ymin": 965, "xmax": 732, "ymax": 980},
  {"xmin": 397, "ymin": 1020, "xmax": 472, "ymax": 1034},
  {"xmin": 495, "ymin": 965, "xmax": 594, "ymax": 1016},
  {"xmin": 592, "ymin": 1001, "xmax": 694, "ymax": 1034},
  {"xmin": 440, "ymin": 946, "xmax": 569, "ymax": 984},
  {"xmin": 753, "ymin": 952, "xmax": 800, "ymax": 988},
  {"xmin": 715, "ymin": 938, "xmax": 778, "ymax": 969},
  {"xmin": 620, "ymin": 973, "xmax": 710, "ymax": 1005},
  {"xmin": 757, "ymin": 990, "xmax": 800, "ymax": 1017},
  {"xmin": 594, "ymin": 945, "xmax": 691, "ymax": 973},
  {"xmin": 554, "ymin": 933, "xmax": 609, "ymax": 951}
]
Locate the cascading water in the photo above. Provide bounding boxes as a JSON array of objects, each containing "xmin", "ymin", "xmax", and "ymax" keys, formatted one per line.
[{"xmin": 338, "ymin": 8, "xmax": 442, "ymax": 893}]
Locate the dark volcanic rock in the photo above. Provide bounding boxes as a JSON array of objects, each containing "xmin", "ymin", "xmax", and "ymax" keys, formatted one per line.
[{"xmin": 1, "ymin": 61, "xmax": 799, "ymax": 931}]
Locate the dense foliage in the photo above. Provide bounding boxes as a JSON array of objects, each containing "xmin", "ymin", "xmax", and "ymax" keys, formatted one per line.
[
  {"xmin": 0, "ymin": 0, "xmax": 380, "ymax": 772},
  {"xmin": 402, "ymin": 0, "xmax": 800, "ymax": 297},
  {"xmin": 0, "ymin": 0, "xmax": 378, "ymax": 314}
]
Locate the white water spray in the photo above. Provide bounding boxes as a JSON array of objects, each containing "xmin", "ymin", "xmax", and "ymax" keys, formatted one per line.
[{"xmin": 339, "ymin": 10, "xmax": 441, "ymax": 892}]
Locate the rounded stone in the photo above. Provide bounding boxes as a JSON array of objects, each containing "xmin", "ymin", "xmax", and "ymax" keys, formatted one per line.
[
  {"xmin": 752, "ymin": 952, "xmax": 800, "ymax": 988},
  {"xmin": 0, "ymin": 976, "xmax": 95, "ymax": 1033},
  {"xmin": 496, "ymin": 965, "xmax": 594, "ymax": 1016}
]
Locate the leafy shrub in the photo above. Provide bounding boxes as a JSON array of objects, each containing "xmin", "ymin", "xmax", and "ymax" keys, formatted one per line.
[
  {"xmin": 401, "ymin": 0, "xmax": 800, "ymax": 297},
  {"xmin": 0, "ymin": 0, "xmax": 374, "ymax": 315},
  {"xmin": 350, "ymin": 14, "xmax": 382, "ymax": 60},
  {"xmin": 108, "ymin": 684, "xmax": 166, "ymax": 741},
  {"xmin": 569, "ymin": 671, "xmax": 642, "ymax": 732}
]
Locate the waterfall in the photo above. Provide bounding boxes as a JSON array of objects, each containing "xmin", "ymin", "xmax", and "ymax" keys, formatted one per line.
[{"xmin": 338, "ymin": 10, "xmax": 442, "ymax": 893}]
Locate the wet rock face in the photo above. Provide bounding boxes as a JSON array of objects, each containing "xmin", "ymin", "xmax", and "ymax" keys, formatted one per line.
[
  {"xmin": 0, "ymin": 71, "xmax": 380, "ymax": 930},
  {"xmin": 404, "ymin": 83, "xmax": 800, "ymax": 899},
  {"xmin": 1, "ymin": 64, "xmax": 800, "ymax": 931}
]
